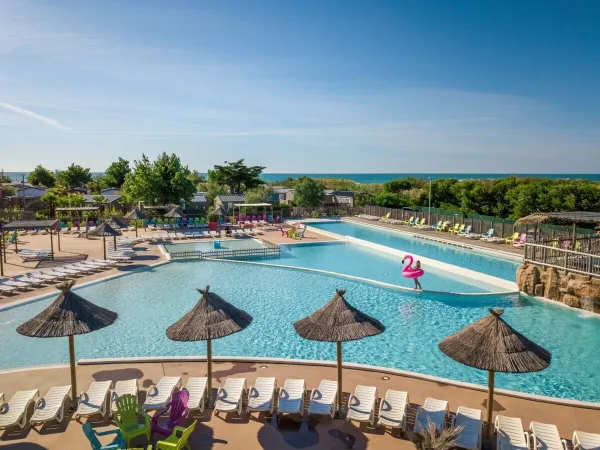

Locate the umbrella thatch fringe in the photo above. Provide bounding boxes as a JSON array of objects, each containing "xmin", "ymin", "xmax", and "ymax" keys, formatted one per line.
[
  {"xmin": 438, "ymin": 308, "xmax": 551, "ymax": 373},
  {"xmin": 124, "ymin": 208, "xmax": 148, "ymax": 220},
  {"xmin": 166, "ymin": 285, "xmax": 252, "ymax": 341},
  {"xmin": 294, "ymin": 289, "xmax": 385, "ymax": 342},
  {"xmin": 16, "ymin": 282, "xmax": 118, "ymax": 338},
  {"xmin": 86, "ymin": 221, "xmax": 121, "ymax": 237}
]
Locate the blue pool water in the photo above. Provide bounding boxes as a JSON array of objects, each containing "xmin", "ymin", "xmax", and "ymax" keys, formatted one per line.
[
  {"xmin": 310, "ymin": 221, "xmax": 521, "ymax": 281},
  {"xmin": 274, "ymin": 243, "xmax": 497, "ymax": 293},
  {"xmin": 164, "ymin": 239, "xmax": 264, "ymax": 253},
  {"xmin": 1, "ymin": 261, "xmax": 600, "ymax": 402}
]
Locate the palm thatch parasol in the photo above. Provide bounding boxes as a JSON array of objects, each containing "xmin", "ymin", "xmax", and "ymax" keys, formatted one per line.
[
  {"xmin": 438, "ymin": 308, "xmax": 551, "ymax": 437},
  {"xmin": 294, "ymin": 289, "xmax": 385, "ymax": 417},
  {"xmin": 166, "ymin": 285, "xmax": 252, "ymax": 406},
  {"xmin": 210, "ymin": 206, "xmax": 227, "ymax": 217},
  {"xmin": 86, "ymin": 221, "xmax": 121, "ymax": 259},
  {"xmin": 107, "ymin": 215, "xmax": 128, "ymax": 229},
  {"xmin": 164, "ymin": 206, "xmax": 186, "ymax": 218},
  {"xmin": 16, "ymin": 281, "xmax": 118, "ymax": 408},
  {"xmin": 124, "ymin": 208, "xmax": 148, "ymax": 236}
]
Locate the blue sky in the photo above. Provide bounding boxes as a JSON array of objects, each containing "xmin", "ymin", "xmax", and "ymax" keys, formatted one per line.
[{"xmin": 1, "ymin": 0, "xmax": 599, "ymax": 173}]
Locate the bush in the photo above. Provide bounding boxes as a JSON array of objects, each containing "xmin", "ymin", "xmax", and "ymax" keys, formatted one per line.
[{"xmin": 311, "ymin": 210, "xmax": 320, "ymax": 218}]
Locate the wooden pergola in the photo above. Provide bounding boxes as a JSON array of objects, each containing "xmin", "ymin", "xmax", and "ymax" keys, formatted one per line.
[{"xmin": 0, "ymin": 219, "xmax": 59, "ymax": 276}]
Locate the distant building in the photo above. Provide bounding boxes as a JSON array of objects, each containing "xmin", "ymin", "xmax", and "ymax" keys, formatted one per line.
[
  {"xmin": 184, "ymin": 192, "xmax": 209, "ymax": 214},
  {"xmin": 65, "ymin": 187, "xmax": 89, "ymax": 195},
  {"xmin": 101, "ymin": 188, "xmax": 121, "ymax": 196},
  {"xmin": 272, "ymin": 187, "xmax": 295, "ymax": 204},
  {"xmin": 215, "ymin": 194, "xmax": 247, "ymax": 212},
  {"xmin": 83, "ymin": 194, "xmax": 122, "ymax": 205},
  {"xmin": 324, "ymin": 190, "xmax": 355, "ymax": 207},
  {"xmin": 16, "ymin": 185, "xmax": 48, "ymax": 197}
]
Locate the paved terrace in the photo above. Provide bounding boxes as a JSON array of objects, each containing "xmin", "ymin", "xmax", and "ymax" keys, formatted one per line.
[
  {"xmin": 0, "ymin": 227, "xmax": 336, "ymax": 305},
  {"xmin": 347, "ymin": 217, "xmax": 525, "ymax": 258},
  {"xmin": 0, "ymin": 359, "xmax": 597, "ymax": 449}
]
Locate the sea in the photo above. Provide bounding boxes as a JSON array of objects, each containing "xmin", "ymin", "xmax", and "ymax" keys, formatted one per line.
[{"xmin": 3, "ymin": 172, "xmax": 600, "ymax": 184}]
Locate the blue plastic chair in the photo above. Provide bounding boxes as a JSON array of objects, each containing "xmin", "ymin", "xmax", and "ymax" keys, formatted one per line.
[{"xmin": 82, "ymin": 422, "xmax": 126, "ymax": 450}]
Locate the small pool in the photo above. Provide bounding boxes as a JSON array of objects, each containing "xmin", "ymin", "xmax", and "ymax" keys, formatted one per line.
[
  {"xmin": 164, "ymin": 239, "xmax": 264, "ymax": 253},
  {"xmin": 310, "ymin": 221, "xmax": 521, "ymax": 281},
  {"xmin": 1, "ymin": 261, "xmax": 599, "ymax": 402}
]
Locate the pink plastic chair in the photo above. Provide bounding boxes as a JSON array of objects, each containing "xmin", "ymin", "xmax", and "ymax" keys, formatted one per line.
[{"xmin": 151, "ymin": 390, "xmax": 189, "ymax": 437}]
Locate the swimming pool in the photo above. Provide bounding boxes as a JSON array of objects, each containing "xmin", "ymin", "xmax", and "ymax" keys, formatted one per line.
[
  {"xmin": 310, "ymin": 221, "xmax": 521, "ymax": 281},
  {"xmin": 164, "ymin": 238, "xmax": 264, "ymax": 253},
  {"xmin": 2, "ymin": 260, "xmax": 599, "ymax": 402}
]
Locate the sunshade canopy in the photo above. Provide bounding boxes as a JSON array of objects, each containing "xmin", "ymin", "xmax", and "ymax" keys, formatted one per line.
[
  {"xmin": 1, "ymin": 220, "xmax": 58, "ymax": 230},
  {"xmin": 294, "ymin": 289, "xmax": 385, "ymax": 342},
  {"xmin": 166, "ymin": 286, "xmax": 253, "ymax": 341},
  {"xmin": 86, "ymin": 221, "xmax": 121, "ymax": 237},
  {"xmin": 210, "ymin": 206, "xmax": 227, "ymax": 216},
  {"xmin": 516, "ymin": 211, "xmax": 600, "ymax": 225},
  {"xmin": 16, "ymin": 281, "xmax": 118, "ymax": 338},
  {"xmin": 124, "ymin": 208, "xmax": 148, "ymax": 220},
  {"xmin": 438, "ymin": 308, "xmax": 551, "ymax": 373},
  {"xmin": 164, "ymin": 206, "xmax": 186, "ymax": 218}
]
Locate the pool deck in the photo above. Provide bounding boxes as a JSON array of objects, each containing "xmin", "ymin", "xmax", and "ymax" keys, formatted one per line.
[
  {"xmin": 345, "ymin": 217, "xmax": 525, "ymax": 258},
  {"xmin": 0, "ymin": 359, "xmax": 597, "ymax": 449},
  {"xmin": 0, "ymin": 228, "xmax": 337, "ymax": 306}
]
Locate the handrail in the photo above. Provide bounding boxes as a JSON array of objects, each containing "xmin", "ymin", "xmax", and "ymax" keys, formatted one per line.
[{"xmin": 524, "ymin": 242, "xmax": 600, "ymax": 277}]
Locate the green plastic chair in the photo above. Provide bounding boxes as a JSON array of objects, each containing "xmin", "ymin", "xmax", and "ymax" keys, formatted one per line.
[
  {"xmin": 114, "ymin": 394, "xmax": 151, "ymax": 448},
  {"xmin": 156, "ymin": 420, "xmax": 196, "ymax": 450}
]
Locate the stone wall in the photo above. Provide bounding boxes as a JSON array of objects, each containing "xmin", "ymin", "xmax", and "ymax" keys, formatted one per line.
[{"xmin": 517, "ymin": 263, "xmax": 600, "ymax": 313}]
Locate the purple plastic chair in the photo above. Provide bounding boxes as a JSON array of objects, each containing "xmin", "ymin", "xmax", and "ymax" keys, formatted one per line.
[{"xmin": 151, "ymin": 390, "xmax": 189, "ymax": 437}]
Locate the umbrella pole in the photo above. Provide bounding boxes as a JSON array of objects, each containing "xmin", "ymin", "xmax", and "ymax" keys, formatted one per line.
[
  {"xmin": 103, "ymin": 235, "xmax": 106, "ymax": 260},
  {"xmin": 69, "ymin": 335, "xmax": 78, "ymax": 410},
  {"xmin": 487, "ymin": 370, "xmax": 495, "ymax": 438},
  {"xmin": 207, "ymin": 339, "xmax": 213, "ymax": 408},
  {"xmin": 337, "ymin": 341, "xmax": 343, "ymax": 418}
]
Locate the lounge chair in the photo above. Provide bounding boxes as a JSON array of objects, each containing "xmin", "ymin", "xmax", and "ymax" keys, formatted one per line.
[
  {"xmin": 402, "ymin": 216, "xmax": 414, "ymax": 225},
  {"xmin": 307, "ymin": 379, "xmax": 337, "ymax": 418},
  {"xmin": 143, "ymin": 376, "xmax": 181, "ymax": 411},
  {"xmin": 452, "ymin": 406, "xmax": 483, "ymax": 450},
  {"xmin": 277, "ymin": 379, "xmax": 305, "ymax": 418},
  {"xmin": 346, "ymin": 385, "xmax": 377, "ymax": 426},
  {"xmin": 0, "ymin": 284, "xmax": 17, "ymax": 296},
  {"xmin": 0, "ymin": 390, "xmax": 39, "ymax": 429},
  {"xmin": 448, "ymin": 223, "xmax": 460, "ymax": 234},
  {"xmin": 573, "ymin": 431, "xmax": 600, "ymax": 450},
  {"xmin": 414, "ymin": 397, "xmax": 449, "ymax": 433},
  {"xmin": 30, "ymin": 385, "xmax": 71, "ymax": 428},
  {"xmin": 459, "ymin": 225, "xmax": 473, "ymax": 236},
  {"xmin": 51, "ymin": 266, "xmax": 84, "ymax": 276},
  {"xmin": 75, "ymin": 380, "xmax": 112, "ymax": 420},
  {"xmin": 495, "ymin": 415, "xmax": 530, "ymax": 450},
  {"xmin": 209, "ymin": 231, "xmax": 219, "ymax": 238},
  {"xmin": 377, "ymin": 389, "xmax": 409, "ymax": 434},
  {"xmin": 530, "ymin": 422, "xmax": 568, "ymax": 450},
  {"xmin": 452, "ymin": 224, "xmax": 465, "ymax": 235},
  {"xmin": 513, "ymin": 233, "xmax": 527, "ymax": 248},
  {"xmin": 156, "ymin": 420, "xmax": 196, "ymax": 450},
  {"xmin": 26, "ymin": 271, "xmax": 60, "ymax": 283},
  {"xmin": 82, "ymin": 422, "xmax": 126, "ymax": 450},
  {"xmin": 247, "ymin": 377, "xmax": 277, "ymax": 415},
  {"xmin": 110, "ymin": 379, "xmax": 139, "ymax": 415},
  {"xmin": 214, "ymin": 378, "xmax": 246, "ymax": 417},
  {"xmin": 0, "ymin": 278, "xmax": 32, "ymax": 290},
  {"xmin": 505, "ymin": 232, "xmax": 520, "ymax": 245},
  {"xmin": 151, "ymin": 390, "xmax": 189, "ymax": 438},
  {"xmin": 183, "ymin": 377, "xmax": 207, "ymax": 414},
  {"xmin": 12, "ymin": 275, "xmax": 45, "ymax": 287}
]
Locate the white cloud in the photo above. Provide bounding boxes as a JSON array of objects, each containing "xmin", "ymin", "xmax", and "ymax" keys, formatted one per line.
[{"xmin": 0, "ymin": 101, "xmax": 70, "ymax": 131}]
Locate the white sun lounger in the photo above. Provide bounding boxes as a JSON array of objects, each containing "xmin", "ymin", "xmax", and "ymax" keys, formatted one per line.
[
  {"xmin": 75, "ymin": 381, "xmax": 112, "ymax": 420},
  {"xmin": 183, "ymin": 377, "xmax": 207, "ymax": 414},
  {"xmin": 573, "ymin": 431, "xmax": 600, "ymax": 450},
  {"xmin": 530, "ymin": 422, "xmax": 568, "ymax": 450},
  {"xmin": 377, "ymin": 389, "xmax": 409, "ymax": 433},
  {"xmin": 0, "ymin": 390, "xmax": 39, "ymax": 429},
  {"xmin": 277, "ymin": 379, "xmax": 305, "ymax": 418},
  {"xmin": 143, "ymin": 376, "xmax": 181, "ymax": 411},
  {"xmin": 209, "ymin": 231, "xmax": 219, "ymax": 238},
  {"xmin": 27, "ymin": 271, "xmax": 60, "ymax": 283},
  {"xmin": 0, "ymin": 284, "xmax": 17, "ymax": 295},
  {"xmin": 414, "ymin": 397, "xmax": 449, "ymax": 433},
  {"xmin": 452, "ymin": 406, "xmax": 483, "ymax": 450},
  {"xmin": 214, "ymin": 378, "xmax": 246, "ymax": 416},
  {"xmin": 495, "ymin": 415, "xmax": 530, "ymax": 450},
  {"xmin": 0, "ymin": 278, "xmax": 32, "ymax": 290},
  {"xmin": 346, "ymin": 385, "xmax": 377, "ymax": 426},
  {"xmin": 30, "ymin": 385, "xmax": 71, "ymax": 427},
  {"xmin": 247, "ymin": 377, "xmax": 276, "ymax": 415},
  {"xmin": 307, "ymin": 379, "xmax": 337, "ymax": 418},
  {"xmin": 13, "ymin": 275, "xmax": 45, "ymax": 286},
  {"xmin": 110, "ymin": 379, "xmax": 139, "ymax": 414}
]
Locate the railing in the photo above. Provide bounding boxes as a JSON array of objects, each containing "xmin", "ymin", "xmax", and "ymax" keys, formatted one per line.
[
  {"xmin": 524, "ymin": 242, "xmax": 600, "ymax": 277},
  {"xmin": 538, "ymin": 235, "xmax": 600, "ymax": 255},
  {"xmin": 169, "ymin": 239, "xmax": 281, "ymax": 261}
]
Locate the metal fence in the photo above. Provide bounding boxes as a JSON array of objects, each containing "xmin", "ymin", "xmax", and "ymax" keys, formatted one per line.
[
  {"xmin": 169, "ymin": 239, "xmax": 280, "ymax": 261},
  {"xmin": 291, "ymin": 206, "xmax": 362, "ymax": 217},
  {"xmin": 362, "ymin": 205, "xmax": 595, "ymax": 240},
  {"xmin": 524, "ymin": 242, "xmax": 600, "ymax": 277}
]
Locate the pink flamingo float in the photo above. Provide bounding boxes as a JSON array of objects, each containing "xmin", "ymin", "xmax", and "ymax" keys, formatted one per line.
[{"xmin": 402, "ymin": 254, "xmax": 424, "ymax": 290}]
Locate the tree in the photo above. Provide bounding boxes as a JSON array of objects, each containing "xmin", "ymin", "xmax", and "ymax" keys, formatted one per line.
[
  {"xmin": 41, "ymin": 187, "xmax": 67, "ymax": 215},
  {"xmin": 87, "ymin": 175, "xmax": 108, "ymax": 194},
  {"xmin": 294, "ymin": 178, "xmax": 325, "ymax": 208},
  {"xmin": 92, "ymin": 195, "xmax": 106, "ymax": 206},
  {"xmin": 0, "ymin": 174, "xmax": 11, "ymax": 183},
  {"xmin": 1, "ymin": 185, "xmax": 16, "ymax": 197},
  {"xmin": 375, "ymin": 192, "xmax": 410, "ymax": 208},
  {"xmin": 212, "ymin": 159, "xmax": 265, "ymax": 194},
  {"xmin": 122, "ymin": 152, "xmax": 196, "ymax": 205},
  {"xmin": 27, "ymin": 165, "xmax": 56, "ymax": 187},
  {"xmin": 245, "ymin": 185, "xmax": 274, "ymax": 204},
  {"xmin": 57, "ymin": 164, "xmax": 92, "ymax": 188},
  {"xmin": 384, "ymin": 177, "xmax": 425, "ymax": 193},
  {"xmin": 188, "ymin": 170, "xmax": 206, "ymax": 188},
  {"xmin": 104, "ymin": 158, "xmax": 130, "ymax": 188}
]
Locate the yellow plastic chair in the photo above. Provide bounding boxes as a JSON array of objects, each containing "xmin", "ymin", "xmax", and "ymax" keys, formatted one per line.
[{"xmin": 156, "ymin": 420, "xmax": 196, "ymax": 450}]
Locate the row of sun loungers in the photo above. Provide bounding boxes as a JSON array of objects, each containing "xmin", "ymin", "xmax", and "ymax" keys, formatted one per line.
[
  {"xmin": 143, "ymin": 228, "xmax": 263, "ymax": 241},
  {"xmin": 1, "ymin": 376, "xmax": 596, "ymax": 450},
  {"xmin": 0, "ymin": 259, "xmax": 117, "ymax": 296}
]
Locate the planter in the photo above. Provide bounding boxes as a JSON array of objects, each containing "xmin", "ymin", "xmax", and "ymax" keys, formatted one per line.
[{"xmin": 208, "ymin": 221, "xmax": 218, "ymax": 231}]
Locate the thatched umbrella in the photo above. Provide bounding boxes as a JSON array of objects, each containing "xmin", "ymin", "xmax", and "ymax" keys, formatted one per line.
[
  {"xmin": 16, "ymin": 281, "xmax": 118, "ymax": 408},
  {"xmin": 210, "ymin": 206, "xmax": 226, "ymax": 217},
  {"xmin": 166, "ymin": 286, "xmax": 252, "ymax": 407},
  {"xmin": 125, "ymin": 208, "xmax": 148, "ymax": 237},
  {"xmin": 294, "ymin": 289, "xmax": 385, "ymax": 417},
  {"xmin": 164, "ymin": 206, "xmax": 186, "ymax": 218},
  {"xmin": 438, "ymin": 309, "xmax": 551, "ymax": 437},
  {"xmin": 86, "ymin": 221, "xmax": 121, "ymax": 259},
  {"xmin": 107, "ymin": 215, "xmax": 128, "ymax": 230}
]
